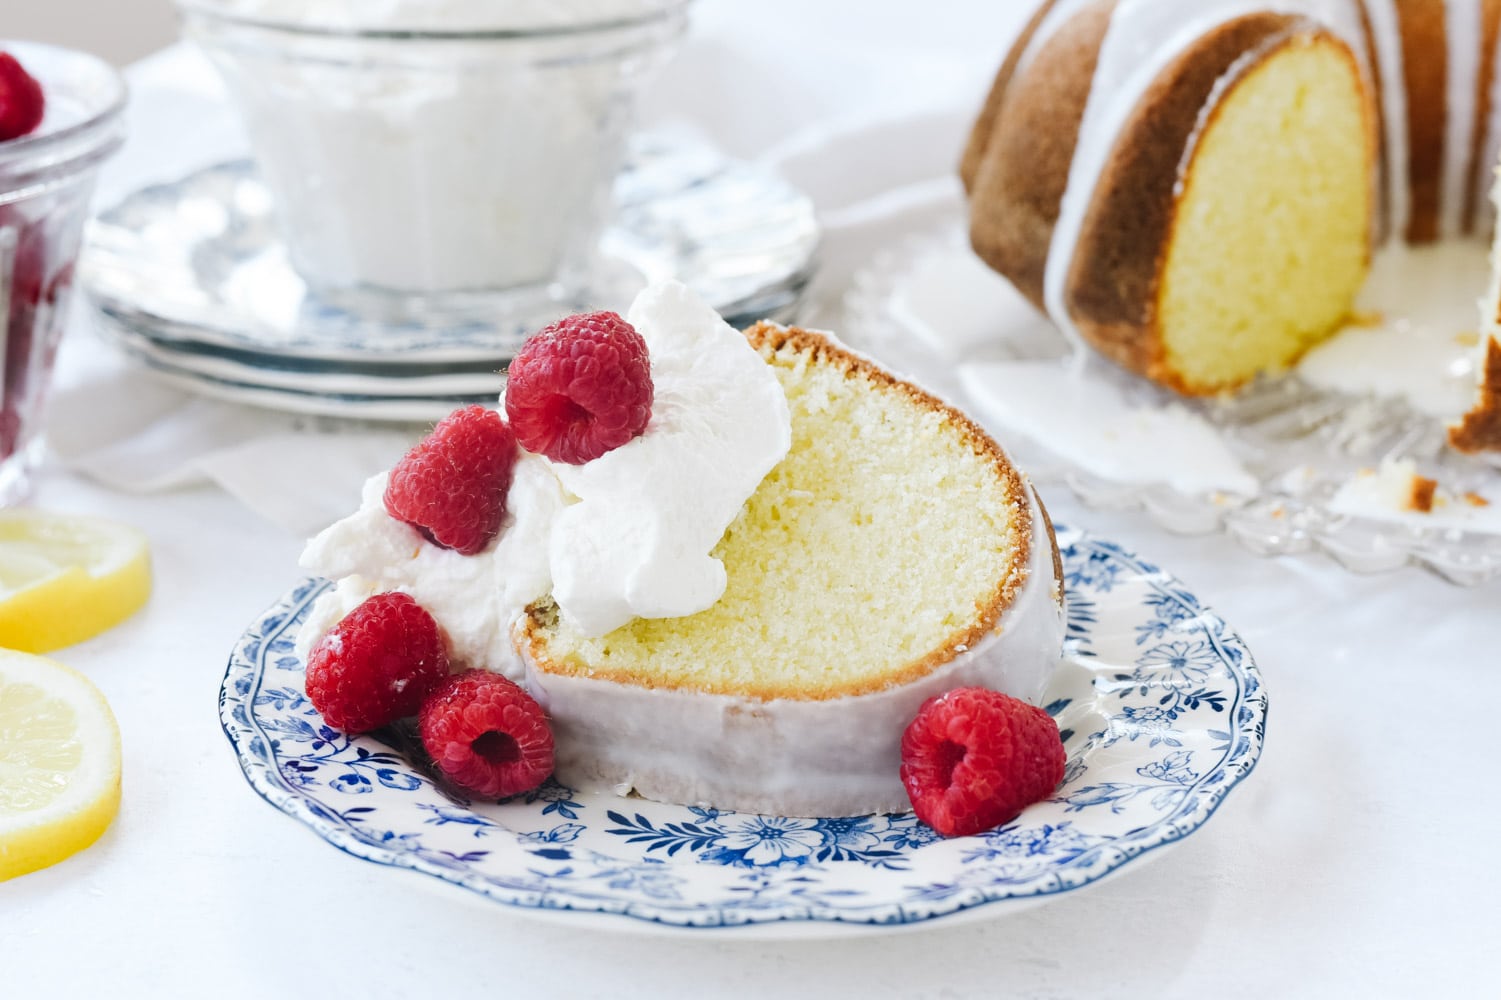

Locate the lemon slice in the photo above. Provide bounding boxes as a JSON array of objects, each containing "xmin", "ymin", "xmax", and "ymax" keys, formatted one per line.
[
  {"xmin": 0, "ymin": 510, "xmax": 151, "ymax": 653},
  {"xmin": 0, "ymin": 649, "xmax": 121, "ymax": 880}
]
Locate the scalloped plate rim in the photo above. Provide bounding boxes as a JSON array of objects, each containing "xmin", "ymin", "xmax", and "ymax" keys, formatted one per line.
[{"xmin": 220, "ymin": 526, "xmax": 1267, "ymax": 936}]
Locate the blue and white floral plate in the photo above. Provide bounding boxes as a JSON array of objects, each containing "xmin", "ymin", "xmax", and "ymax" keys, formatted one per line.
[{"xmin": 220, "ymin": 527, "xmax": 1265, "ymax": 936}]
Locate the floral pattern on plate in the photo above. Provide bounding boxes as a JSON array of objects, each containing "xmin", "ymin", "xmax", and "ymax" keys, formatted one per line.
[{"xmin": 220, "ymin": 527, "xmax": 1265, "ymax": 931}]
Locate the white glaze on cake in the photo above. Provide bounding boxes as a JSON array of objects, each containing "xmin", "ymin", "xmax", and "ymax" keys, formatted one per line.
[
  {"xmin": 1362, "ymin": 0, "xmax": 1411, "ymax": 237},
  {"xmin": 1299, "ymin": 242, "xmax": 1487, "ymax": 417},
  {"xmin": 1443, "ymin": 0, "xmax": 1482, "ymax": 239},
  {"xmin": 515, "ymin": 486, "xmax": 1065, "ymax": 818},
  {"xmin": 886, "ymin": 235, "xmax": 1480, "ymax": 499},
  {"xmin": 958, "ymin": 360, "xmax": 1259, "ymax": 497}
]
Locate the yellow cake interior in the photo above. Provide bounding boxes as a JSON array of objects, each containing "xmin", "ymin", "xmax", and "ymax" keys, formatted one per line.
[
  {"xmin": 1157, "ymin": 36, "xmax": 1372, "ymax": 394},
  {"xmin": 527, "ymin": 330, "xmax": 1027, "ymax": 702}
]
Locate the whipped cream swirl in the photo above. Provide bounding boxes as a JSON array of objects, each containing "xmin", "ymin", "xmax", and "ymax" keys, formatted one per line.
[{"xmin": 296, "ymin": 281, "xmax": 793, "ymax": 675}]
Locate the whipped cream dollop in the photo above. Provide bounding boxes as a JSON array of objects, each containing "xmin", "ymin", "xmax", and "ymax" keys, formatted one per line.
[
  {"xmin": 296, "ymin": 281, "xmax": 792, "ymax": 675},
  {"xmin": 549, "ymin": 282, "xmax": 793, "ymax": 634}
]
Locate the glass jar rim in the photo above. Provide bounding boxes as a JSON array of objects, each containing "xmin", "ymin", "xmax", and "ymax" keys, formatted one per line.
[
  {"xmin": 174, "ymin": 0, "xmax": 692, "ymax": 42},
  {"xmin": 0, "ymin": 40, "xmax": 126, "ymax": 169}
]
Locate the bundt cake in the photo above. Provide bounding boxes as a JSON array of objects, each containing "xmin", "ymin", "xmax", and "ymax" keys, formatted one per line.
[
  {"xmin": 963, "ymin": 0, "xmax": 1501, "ymax": 407},
  {"xmin": 515, "ymin": 322, "xmax": 1064, "ymax": 818}
]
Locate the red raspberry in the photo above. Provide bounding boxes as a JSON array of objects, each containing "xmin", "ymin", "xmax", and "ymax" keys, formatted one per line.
[
  {"xmin": 504, "ymin": 311, "xmax": 653, "ymax": 464},
  {"xmin": 305, "ymin": 592, "xmax": 450, "ymax": 734},
  {"xmin": 900, "ymin": 688, "xmax": 1066, "ymax": 838},
  {"xmin": 384, "ymin": 405, "xmax": 518, "ymax": 555},
  {"xmin": 0, "ymin": 52, "xmax": 45, "ymax": 142},
  {"xmin": 0, "ymin": 210, "xmax": 55, "ymax": 461},
  {"xmin": 0, "ymin": 407, "xmax": 19, "ymax": 462},
  {"xmin": 418, "ymin": 670, "xmax": 554, "ymax": 799}
]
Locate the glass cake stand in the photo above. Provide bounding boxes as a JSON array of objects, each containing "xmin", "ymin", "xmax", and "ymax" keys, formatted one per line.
[{"xmin": 841, "ymin": 222, "xmax": 1501, "ymax": 586}]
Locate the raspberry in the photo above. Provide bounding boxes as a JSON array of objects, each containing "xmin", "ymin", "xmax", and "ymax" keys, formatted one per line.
[
  {"xmin": 0, "ymin": 52, "xmax": 45, "ymax": 142},
  {"xmin": 1, "ymin": 209, "xmax": 55, "ymax": 462},
  {"xmin": 305, "ymin": 592, "xmax": 450, "ymax": 734},
  {"xmin": 1, "ymin": 207, "xmax": 50, "ymax": 308},
  {"xmin": 418, "ymin": 670, "xmax": 554, "ymax": 799},
  {"xmin": 0, "ymin": 407, "xmax": 19, "ymax": 462},
  {"xmin": 900, "ymin": 688, "xmax": 1065, "ymax": 838},
  {"xmin": 384, "ymin": 405, "xmax": 518, "ymax": 555},
  {"xmin": 504, "ymin": 311, "xmax": 653, "ymax": 464}
]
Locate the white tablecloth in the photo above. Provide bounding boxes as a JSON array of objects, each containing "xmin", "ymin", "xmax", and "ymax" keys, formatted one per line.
[{"xmin": 7, "ymin": 2, "xmax": 1497, "ymax": 996}]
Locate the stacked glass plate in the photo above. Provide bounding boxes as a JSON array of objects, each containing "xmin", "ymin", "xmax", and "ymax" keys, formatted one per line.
[{"xmin": 81, "ymin": 130, "xmax": 820, "ymax": 421}]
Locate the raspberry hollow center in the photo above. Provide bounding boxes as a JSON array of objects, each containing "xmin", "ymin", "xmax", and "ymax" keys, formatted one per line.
[
  {"xmin": 544, "ymin": 394, "xmax": 592, "ymax": 428},
  {"xmin": 936, "ymin": 739, "xmax": 967, "ymax": 789},
  {"xmin": 471, "ymin": 730, "xmax": 522, "ymax": 765}
]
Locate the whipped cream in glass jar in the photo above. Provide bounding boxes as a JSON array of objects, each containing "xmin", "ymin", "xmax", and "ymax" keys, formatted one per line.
[{"xmin": 178, "ymin": 1, "xmax": 689, "ymax": 316}]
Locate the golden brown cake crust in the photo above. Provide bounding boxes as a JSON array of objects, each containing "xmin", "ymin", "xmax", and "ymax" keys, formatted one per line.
[
  {"xmin": 966, "ymin": 0, "xmax": 1115, "ymax": 313},
  {"xmin": 958, "ymin": 0, "xmax": 1063, "ymax": 194},
  {"xmin": 1355, "ymin": 0, "xmax": 1390, "ymax": 242},
  {"xmin": 1396, "ymin": 0, "xmax": 1447, "ymax": 243},
  {"xmin": 1031, "ymin": 488, "xmax": 1067, "ymax": 611},
  {"xmin": 1408, "ymin": 474, "xmax": 1439, "ymax": 513},
  {"xmin": 1061, "ymin": 13, "xmax": 1314, "ymax": 392},
  {"xmin": 1449, "ymin": 337, "xmax": 1501, "ymax": 453},
  {"xmin": 516, "ymin": 323, "xmax": 1046, "ymax": 703}
]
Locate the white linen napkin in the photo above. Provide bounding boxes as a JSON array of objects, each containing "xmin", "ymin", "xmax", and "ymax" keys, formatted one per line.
[{"xmin": 45, "ymin": 347, "xmax": 418, "ymax": 534}]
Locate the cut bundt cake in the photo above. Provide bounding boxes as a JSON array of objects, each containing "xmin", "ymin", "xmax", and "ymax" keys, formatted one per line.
[
  {"xmin": 964, "ymin": 0, "xmax": 1501, "ymax": 400},
  {"xmin": 515, "ymin": 323, "xmax": 1065, "ymax": 818}
]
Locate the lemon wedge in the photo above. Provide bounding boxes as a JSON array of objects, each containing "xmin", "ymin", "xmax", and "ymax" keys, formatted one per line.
[
  {"xmin": 0, "ymin": 649, "xmax": 121, "ymax": 880},
  {"xmin": 0, "ymin": 510, "xmax": 151, "ymax": 653}
]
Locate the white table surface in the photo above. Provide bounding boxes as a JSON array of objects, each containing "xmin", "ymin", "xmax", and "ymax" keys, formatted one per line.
[{"xmin": 6, "ymin": 2, "xmax": 1498, "ymax": 996}]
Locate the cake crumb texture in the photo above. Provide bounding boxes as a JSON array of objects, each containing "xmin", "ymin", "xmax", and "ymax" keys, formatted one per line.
[{"xmin": 1157, "ymin": 34, "xmax": 1372, "ymax": 393}]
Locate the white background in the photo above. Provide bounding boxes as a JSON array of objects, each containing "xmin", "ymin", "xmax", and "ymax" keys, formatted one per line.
[
  {"xmin": 5, "ymin": 2, "xmax": 1499, "ymax": 997},
  {"xmin": 9, "ymin": 0, "xmax": 176, "ymax": 66}
]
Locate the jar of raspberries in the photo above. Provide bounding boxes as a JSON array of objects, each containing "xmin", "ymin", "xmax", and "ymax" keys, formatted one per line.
[{"xmin": 0, "ymin": 41, "xmax": 125, "ymax": 504}]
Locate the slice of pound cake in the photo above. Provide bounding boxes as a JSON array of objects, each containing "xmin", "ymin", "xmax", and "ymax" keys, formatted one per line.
[
  {"xmin": 514, "ymin": 322, "xmax": 1065, "ymax": 817},
  {"xmin": 299, "ymin": 283, "xmax": 1066, "ymax": 823}
]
